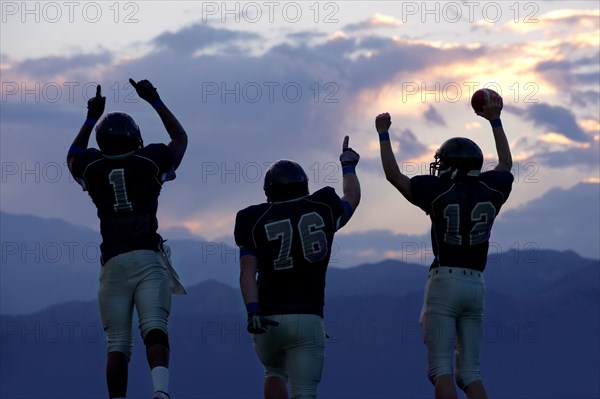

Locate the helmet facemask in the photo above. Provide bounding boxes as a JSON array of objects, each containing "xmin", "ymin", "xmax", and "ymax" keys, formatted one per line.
[{"xmin": 430, "ymin": 138, "xmax": 483, "ymax": 180}]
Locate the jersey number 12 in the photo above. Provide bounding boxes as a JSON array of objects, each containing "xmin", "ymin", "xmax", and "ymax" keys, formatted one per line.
[{"xmin": 443, "ymin": 201, "xmax": 496, "ymax": 245}]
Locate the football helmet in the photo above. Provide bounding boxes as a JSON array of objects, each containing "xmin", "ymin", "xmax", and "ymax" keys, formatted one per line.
[
  {"xmin": 264, "ymin": 160, "xmax": 309, "ymax": 202},
  {"xmin": 429, "ymin": 137, "xmax": 483, "ymax": 180},
  {"xmin": 96, "ymin": 112, "xmax": 143, "ymax": 156}
]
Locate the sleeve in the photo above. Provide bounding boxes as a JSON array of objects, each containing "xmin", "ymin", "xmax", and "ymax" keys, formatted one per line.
[
  {"xmin": 142, "ymin": 143, "xmax": 176, "ymax": 183},
  {"xmin": 234, "ymin": 209, "xmax": 257, "ymax": 258},
  {"xmin": 312, "ymin": 187, "xmax": 348, "ymax": 230},
  {"xmin": 70, "ymin": 149, "xmax": 101, "ymax": 191},
  {"xmin": 481, "ymin": 170, "xmax": 514, "ymax": 203},
  {"xmin": 410, "ymin": 175, "xmax": 440, "ymax": 214}
]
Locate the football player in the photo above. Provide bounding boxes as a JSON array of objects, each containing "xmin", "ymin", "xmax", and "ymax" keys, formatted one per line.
[
  {"xmin": 234, "ymin": 137, "xmax": 361, "ymax": 399},
  {"xmin": 375, "ymin": 93, "xmax": 512, "ymax": 399},
  {"xmin": 67, "ymin": 79, "xmax": 188, "ymax": 399}
]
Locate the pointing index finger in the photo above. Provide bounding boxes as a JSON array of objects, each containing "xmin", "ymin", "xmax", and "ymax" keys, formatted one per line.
[
  {"xmin": 128, "ymin": 78, "xmax": 137, "ymax": 89},
  {"xmin": 96, "ymin": 85, "xmax": 102, "ymax": 97},
  {"xmin": 343, "ymin": 135, "xmax": 349, "ymax": 151}
]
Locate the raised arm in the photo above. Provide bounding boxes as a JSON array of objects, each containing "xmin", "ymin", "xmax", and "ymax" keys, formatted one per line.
[
  {"xmin": 339, "ymin": 135, "xmax": 361, "ymax": 212},
  {"xmin": 129, "ymin": 78, "xmax": 188, "ymax": 170},
  {"xmin": 475, "ymin": 94, "xmax": 512, "ymax": 172},
  {"xmin": 375, "ymin": 113, "xmax": 414, "ymax": 203},
  {"xmin": 66, "ymin": 85, "xmax": 105, "ymax": 173}
]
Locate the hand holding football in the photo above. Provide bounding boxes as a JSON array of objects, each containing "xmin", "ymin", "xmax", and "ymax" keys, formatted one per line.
[{"xmin": 471, "ymin": 88, "xmax": 502, "ymax": 113}]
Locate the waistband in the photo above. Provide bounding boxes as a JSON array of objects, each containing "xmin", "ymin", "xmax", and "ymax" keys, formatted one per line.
[{"xmin": 428, "ymin": 266, "xmax": 483, "ymax": 280}]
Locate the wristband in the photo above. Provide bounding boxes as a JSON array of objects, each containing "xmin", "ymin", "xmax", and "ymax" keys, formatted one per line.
[
  {"xmin": 378, "ymin": 132, "xmax": 390, "ymax": 141},
  {"xmin": 68, "ymin": 145, "xmax": 85, "ymax": 156},
  {"xmin": 245, "ymin": 302, "xmax": 260, "ymax": 314},
  {"xmin": 342, "ymin": 166, "xmax": 356, "ymax": 175},
  {"xmin": 84, "ymin": 117, "xmax": 97, "ymax": 128},
  {"xmin": 151, "ymin": 98, "xmax": 165, "ymax": 109},
  {"xmin": 490, "ymin": 118, "xmax": 502, "ymax": 128}
]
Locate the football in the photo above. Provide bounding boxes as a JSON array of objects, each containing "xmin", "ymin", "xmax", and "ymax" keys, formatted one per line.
[{"xmin": 471, "ymin": 88, "xmax": 502, "ymax": 113}]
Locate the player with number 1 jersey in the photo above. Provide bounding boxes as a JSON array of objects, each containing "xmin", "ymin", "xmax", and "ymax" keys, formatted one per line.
[
  {"xmin": 67, "ymin": 79, "xmax": 187, "ymax": 399},
  {"xmin": 71, "ymin": 141, "xmax": 174, "ymax": 262}
]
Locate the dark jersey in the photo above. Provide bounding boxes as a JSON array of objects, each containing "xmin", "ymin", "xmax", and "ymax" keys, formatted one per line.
[
  {"xmin": 234, "ymin": 187, "xmax": 347, "ymax": 317},
  {"xmin": 411, "ymin": 170, "xmax": 513, "ymax": 272},
  {"xmin": 71, "ymin": 144, "xmax": 175, "ymax": 263}
]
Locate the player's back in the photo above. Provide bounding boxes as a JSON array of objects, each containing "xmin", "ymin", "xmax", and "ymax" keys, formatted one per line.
[
  {"xmin": 235, "ymin": 187, "xmax": 344, "ymax": 317},
  {"xmin": 412, "ymin": 171, "xmax": 513, "ymax": 271},
  {"xmin": 72, "ymin": 144, "xmax": 174, "ymax": 261}
]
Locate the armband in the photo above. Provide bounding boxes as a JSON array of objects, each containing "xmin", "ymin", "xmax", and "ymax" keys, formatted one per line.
[
  {"xmin": 490, "ymin": 118, "xmax": 502, "ymax": 128},
  {"xmin": 239, "ymin": 247, "xmax": 256, "ymax": 258},
  {"xmin": 68, "ymin": 145, "xmax": 85, "ymax": 156},
  {"xmin": 84, "ymin": 118, "xmax": 97, "ymax": 128},
  {"xmin": 245, "ymin": 302, "xmax": 260, "ymax": 314},
  {"xmin": 151, "ymin": 99, "xmax": 165, "ymax": 109},
  {"xmin": 342, "ymin": 166, "xmax": 356, "ymax": 175}
]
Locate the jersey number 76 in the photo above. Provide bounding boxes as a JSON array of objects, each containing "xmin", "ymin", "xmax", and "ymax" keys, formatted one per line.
[{"xmin": 264, "ymin": 212, "xmax": 328, "ymax": 270}]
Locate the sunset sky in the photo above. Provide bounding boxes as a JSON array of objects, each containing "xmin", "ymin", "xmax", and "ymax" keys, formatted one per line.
[{"xmin": 1, "ymin": 1, "xmax": 599, "ymax": 243}]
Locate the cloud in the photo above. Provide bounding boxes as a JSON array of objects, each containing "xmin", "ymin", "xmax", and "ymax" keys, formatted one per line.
[
  {"xmin": 285, "ymin": 30, "xmax": 327, "ymax": 42},
  {"xmin": 152, "ymin": 23, "xmax": 260, "ymax": 55},
  {"xmin": 522, "ymin": 103, "xmax": 591, "ymax": 143},
  {"xmin": 495, "ymin": 8, "xmax": 599, "ymax": 35},
  {"xmin": 570, "ymin": 90, "xmax": 600, "ymax": 108},
  {"xmin": 423, "ymin": 105, "xmax": 447, "ymax": 127},
  {"xmin": 534, "ymin": 146, "xmax": 599, "ymax": 168},
  {"xmin": 535, "ymin": 55, "xmax": 600, "ymax": 88},
  {"xmin": 2, "ymin": 17, "xmax": 599, "ymax": 239},
  {"xmin": 395, "ymin": 129, "xmax": 430, "ymax": 159},
  {"xmin": 12, "ymin": 52, "xmax": 113, "ymax": 79},
  {"xmin": 344, "ymin": 13, "xmax": 403, "ymax": 32}
]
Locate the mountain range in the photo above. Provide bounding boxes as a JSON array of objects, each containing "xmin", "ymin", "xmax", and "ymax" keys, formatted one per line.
[
  {"xmin": 1, "ymin": 182, "xmax": 598, "ymax": 315},
  {"xmin": 1, "ymin": 256, "xmax": 598, "ymax": 398},
  {"xmin": 0, "ymin": 182, "xmax": 598, "ymax": 398}
]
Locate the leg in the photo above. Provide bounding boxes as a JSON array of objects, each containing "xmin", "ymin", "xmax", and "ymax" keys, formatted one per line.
[
  {"xmin": 286, "ymin": 315, "xmax": 325, "ymax": 399},
  {"xmin": 420, "ymin": 270, "xmax": 460, "ymax": 399},
  {"xmin": 464, "ymin": 380, "xmax": 488, "ymax": 399},
  {"xmin": 254, "ymin": 315, "xmax": 289, "ymax": 399},
  {"xmin": 265, "ymin": 376, "xmax": 288, "ymax": 399},
  {"xmin": 134, "ymin": 250, "xmax": 172, "ymax": 395},
  {"xmin": 145, "ymin": 328, "xmax": 170, "ymax": 368},
  {"xmin": 106, "ymin": 351, "xmax": 129, "ymax": 398},
  {"xmin": 98, "ymin": 255, "xmax": 135, "ymax": 398},
  {"xmin": 434, "ymin": 375, "xmax": 459, "ymax": 399},
  {"xmin": 455, "ymin": 277, "xmax": 486, "ymax": 396}
]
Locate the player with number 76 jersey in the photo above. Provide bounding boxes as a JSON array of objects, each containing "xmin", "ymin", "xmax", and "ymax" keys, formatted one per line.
[{"xmin": 234, "ymin": 136, "xmax": 360, "ymax": 399}]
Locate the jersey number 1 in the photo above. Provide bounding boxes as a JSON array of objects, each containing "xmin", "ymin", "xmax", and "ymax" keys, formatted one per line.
[{"xmin": 108, "ymin": 169, "xmax": 133, "ymax": 212}]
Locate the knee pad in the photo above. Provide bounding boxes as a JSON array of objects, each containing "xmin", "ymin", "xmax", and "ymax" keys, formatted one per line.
[{"xmin": 143, "ymin": 328, "xmax": 170, "ymax": 350}]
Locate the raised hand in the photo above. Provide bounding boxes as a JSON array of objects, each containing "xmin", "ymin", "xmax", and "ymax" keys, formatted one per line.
[
  {"xmin": 340, "ymin": 135, "xmax": 360, "ymax": 168},
  {"xmin": 476, "ymin": 93, "xmax": 503, "ymax": 121},
  {"xmin": 129, "ymin": 78, "xmax": 160, "ymax": 104},
  {"xmin": 87, "ymin": 85, "xmax": 106, "ymax": 120},
  {"xmin": 375, "ymin": 112, "xmax": 392, "ymax": 134}
]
